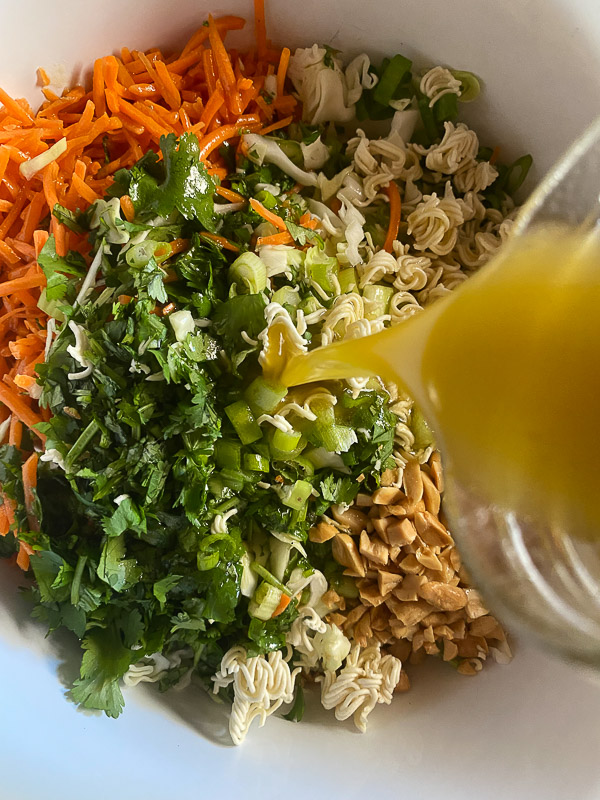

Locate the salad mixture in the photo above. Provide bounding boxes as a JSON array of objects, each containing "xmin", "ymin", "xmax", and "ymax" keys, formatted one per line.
[{"xmin": 0, "ymin": 3, "xmax": 526, "ymax": 743}]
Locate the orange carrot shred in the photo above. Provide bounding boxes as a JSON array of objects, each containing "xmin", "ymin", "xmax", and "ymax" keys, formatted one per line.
[
  {"xmin": 200, "ymin": 232, "xmax": 240, "ymax": 252},
  {"xmin": 271, "ymin": 592, "xmax": 291, "ymax": 618},
  {"xmin": 120, "ymin": 195, "xmax": 135, "ymax": 222},
  {"xmin": 8, "ymin": 416, "xmax": 22, "ymax": 448},
  {"xmin": 0, "ymin": 382, "xmax": 45, "ymax": 442},
  {"xmin": 383, "ymin": 181, "xmax": 401, "ymax": 253},
  {"xmin": 276, "ymin": 47, "xmax": 291, "ymax": 99},
  {"xmin": 249, "ymin": 197, "xmax": 287, "ymax": 231},
  {"xmin": 215, "ymin": 185, "xmax": 246, "ymax": 204},
  {"xmin": 256, "ymin": 231, "xmax": 294, "ymax": 247}
]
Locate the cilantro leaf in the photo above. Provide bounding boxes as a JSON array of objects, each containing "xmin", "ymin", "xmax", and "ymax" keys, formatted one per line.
[
  {"xmin": 212, "ymin": 293, "xmax": 268, "ymax": 351},
  {"xmin": 128, "ymin": 133, "xmax": 217, "ymax": 230},
  {"xmin": 37, "ymin": 235, "xmax": 86, "ymax": 302},
  {"xmin": 71, "ymin": 625, "xmax": 134, "ymax": 718},
  {"xmin": 101, "ymin": 497, "xmax": 147, "ymax": 538},
  {"xmin": 285, "ymin": 220, "xmax": 323, "ymax": 247},
  {"xmin": 153, "ymin": 575, "xmax": 182, "ymax": 611},
  {"xmin": 96, "ymin": 534, "xmax": 141, "ymax": 591},
  {"xmin": 319, "ymin": 474, "xmax": 360, "ymax": 506}
]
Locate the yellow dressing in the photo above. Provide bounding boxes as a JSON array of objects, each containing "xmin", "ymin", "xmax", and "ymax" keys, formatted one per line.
[{"xmin": 282, "ymin": 228, "xmax": 600, "ymax": 538}]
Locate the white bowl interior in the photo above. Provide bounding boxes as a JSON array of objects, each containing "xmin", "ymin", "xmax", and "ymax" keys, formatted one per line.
[{"xmin": 1, "ymin": 1, "xmax": 600, "ymax": 798}]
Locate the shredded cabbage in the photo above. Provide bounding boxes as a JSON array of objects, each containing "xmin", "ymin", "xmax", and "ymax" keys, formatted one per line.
[
  {"xmin": 301, "ymin": 136, "xmax": 330, "ymax": 170},
  {"xmin": 243, "ymin": 134, "xmax": 318, "ymax": 186}
]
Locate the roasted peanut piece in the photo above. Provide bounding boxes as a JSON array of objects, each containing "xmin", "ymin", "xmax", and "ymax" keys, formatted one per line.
[
  {"xmin": 402, "ymin": 459, "xmax": 424, "ymax": 505},
  {"xmin": 332, "ymin": 533, "xmax": 366, "ymax": 577},
  {"xmin": 414, "ymin": 511, "xmax": 453, "ymax": 547},
  {"xmin": 359, "ymin": 530, "xmax": 389, "ymax": 566},
  {"xmin": 377, "ymin": 570, "xmax": 403, "ymax": 596},
  {"xmin": 385, "ymin": 517, "xmax": 417, "ymax": 546},
  {"xmin": 308, "ymin": 521, "xmax": 338, "ymax": 543},
  {"xmin": 372, "ymin": 486, "xmax": 404, "ymax": 505},
  {"xmin": 418, "ymin": 581, "xmax": 468, "ymax": 611},
  {"xmin": 331, "ymin": 505, "xmax": 369, "ymax": 535}
]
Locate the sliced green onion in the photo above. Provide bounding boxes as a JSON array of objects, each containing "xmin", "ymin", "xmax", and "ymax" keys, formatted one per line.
[
  {"xmin": 373, "ymin": 53, "xmax": 412, "ymax": 106},
  {"xmin": 299, "ymin": 295, "xmax": 324, "ymax": 315},
  {"xmin": 270, "ymin": 428, "xmax": 306, "ymax": 460},
  {"xmin": 228, "ymin": 252, "xmax": 267, "ymax": 294},
  {"xmin": 126, "ymin": 240, "xmax": 159, "ymax": 268},
  {"xmin": 332, "ymin": 574, "xmax": 360, "ymax": 599},
  {"xmin": 225, "ymin": 401, "xmax": 262, "ymax": 445},
  {"xmin": 244, "ymin": 376, "xmax": 288, "ymax": 415},
  {"xmin": 197, "ymin": 550, "xmax": 220, "ymax": 571},
  {"xmin": 279, "ymin": 479, "xmax": 313, "ymax": 510},
  {"xmin": 417, "ymin": 96, "xmax": 441, "ymax": 144},
  {"xmin": 251, "ymin": 562, "xmax": 292, "ymax": 595},
  {"xmin": 319, "ymin": 424, "xmax": 358, "ymax": 453},
  {"xmin": 215, "ymin": 439, "xmax": 242, "ymax": 470},
  {"xmin": 271, "ymin": 286, "xmax": 300, "ymax": 307},
  {"xmin": 310, "ymin": 398, "xmax": 336, "ymax": 428},
  {"xmin": 65, "ymin": 419, "xmax": 101, "ymax": 471},
  {"xmin": 451, "ymin": 70, "xmax": 481, "ymax": 103},
  {"xmin": 254, "ymin": 189, "xmax": 278, "ymax": 209},
  {"xmin": 363, "ymin": 284, "xmax": 394, "ymax": 320},
  {"xmin": 244, "ymin": 452, "xmax": 270, "ymax": 472},
  {"xmin": 291, "ymin": 455, "xmax": 315, "ymax": 477},
  {"xmin": 505, "ymin": 154, "xmax": 533, "ymax": 194},
  {"xmin": 248, "ymin": 580, "xmax": 283, "ymax": 620},
  {"xmin": 269, "ymin": 537, "xmax": 292, "ymax": 582},
  {"xmin": 434, "ymin": 92, "xmax": 458, "ymax": 124},
  {"xmin": 268, "ymin": 137, "xmax": 303, "ymax": 166},
  {"xmin": 219, "ymin": 468, "xmax": 245, "ymax": 492},
  {"xmin": 338, "ymin": 268, "xmax": 358, "ymax": 294},
  {"xmin": 410, "ymin": 405, "xmax": 435, "ymax": 450},
  {"xmin": 305, "ymin": 247, "xmax": 339, "ymax": 295},
  {"xmin": 271, "ymin": 427, "xmax": 302, "ymax": 454}
]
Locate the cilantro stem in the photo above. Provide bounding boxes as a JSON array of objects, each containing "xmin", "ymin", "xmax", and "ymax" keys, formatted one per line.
[
  {"xmin": 65, "ymin": 419, "xmax": 101, "ymax": 471},
  {"xmin": 71, "ymin": 554, "xmax": 87, "ymax": 606}
]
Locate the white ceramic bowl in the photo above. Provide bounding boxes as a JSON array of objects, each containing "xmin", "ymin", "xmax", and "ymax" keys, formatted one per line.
[{"xmin": 2, "ymin": 2, "xmax": 600, "ymax": 798}]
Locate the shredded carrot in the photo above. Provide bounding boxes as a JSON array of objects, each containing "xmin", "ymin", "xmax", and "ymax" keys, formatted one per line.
[
  {"xmin": 258, "ymin": 115, "xmax": 293, "ymax": 136},
  {"xmin": 208, "ymin": 15, "xmax": 243, "ymax": 116},
  {"xmin": 215, "ymin": 185, "xmax": 246, "ymax": 203},
  {"xmin": 383, "ymin": 181, "xmax": 401, "ymax": 253},
  {"xmin": 16, "ymin": 540, "xmax": 34, "ymax": 571},
  {"xmin": 92, "ymin": 59, "xmax": 106, "ymax": 117},
  {"xmin": 22, "ymin": 451, "xmax": 38, "ymax": 527},
  {"xmin": 120, "ymin": 194, "xmax": 135, "ymax": 222},
  {"xmin": 0, "ymin": 382, "xmax": 45, "ymax": 442},
  {"xmin": 256, "ymin": 231, "xmax": 294, "ymax": 247},
  {"xmin": 200, "ymin": 232, "xmax": 241, "ymax": 252},
  {"xmin": 276, "ymin": 48, "xmax": 291, "ymax": 99},
  {"xmin": 249, "ymin": 197, "xmax": 287, "ymax": 231},
  {"xmin": 271, "ymin": 592, "xmax": 291, "ymax": 617},
  {"xmin": 8, "ymin": 416, "xmax": 22, "ymax": 448},
  {"xmin": 72, "ymin": 174, "xmax": 101, "ymax": 204},
  {"xmin": 197, "ymin": 123, "xmax": 254, "ymax": 161},
  {"xmin": 0, "ymin": 504, "xmax": 9, "ymax": 536},
  {"xmin": 0, "ymin": 273, "xmax": 45, "ymax": 298}
]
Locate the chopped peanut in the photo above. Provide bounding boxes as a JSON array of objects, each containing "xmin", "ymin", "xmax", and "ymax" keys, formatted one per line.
[{"xmin": 331, "ymin": 533, "xmax": 365, "ymax": 577}]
